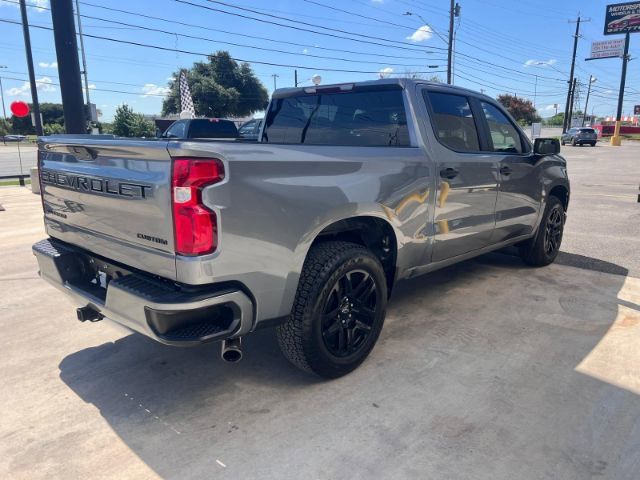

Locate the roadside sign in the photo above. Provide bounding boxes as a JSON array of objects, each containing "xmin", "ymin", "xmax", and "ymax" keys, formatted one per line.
[
  {"xmin": 604, "ymin": 2, "xmax": 640, "ymax": 35},
  {"xmin": 10, "ymin": 101, "xmax": 29, "ymax": 118},
  {"xmin": 588, "ymin": 39, "xmax": 625, "ymax": 59}
]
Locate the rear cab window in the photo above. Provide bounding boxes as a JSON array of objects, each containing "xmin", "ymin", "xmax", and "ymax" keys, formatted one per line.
[
  {"xmin": 188, "ymin": 119, "xmax": 238, "ymax": 139},
  {"xmin": 262, "ymin": 85, "xmax": 410, "ymax": 146}
]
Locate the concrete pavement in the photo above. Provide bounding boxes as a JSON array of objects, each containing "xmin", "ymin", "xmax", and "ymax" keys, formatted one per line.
[{"xmin": 0, "ymin": 143, "xmax": 639, "ymax": 479}]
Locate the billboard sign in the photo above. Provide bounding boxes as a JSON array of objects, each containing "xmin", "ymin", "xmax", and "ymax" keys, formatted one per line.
[
  {"xmin": 589, "ymin": 39, "xmax": 625, "ymax": 59},
  {"xmin": 604, "ymin": 2, "xmax": 640, "ymax": 35}
]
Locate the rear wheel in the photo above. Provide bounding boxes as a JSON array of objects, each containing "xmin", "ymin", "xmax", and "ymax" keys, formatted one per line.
[
  {"xmin": 519, "ymin": 195, "xmax": 565, "ymax": 267},
  {"xmin": 590, "ymin": 142, "xmax": 596, "ymax": 147},
  {"xmin": 276, "ymin": 241, "xmax": 387, "ymax": 378},
  {"xmin": 560, "ymin": 139, "xmax": 566, "ymax": 146},
  {"xmin": 571, "ymin": 138, "xmax": 577, "ymax": 146}
]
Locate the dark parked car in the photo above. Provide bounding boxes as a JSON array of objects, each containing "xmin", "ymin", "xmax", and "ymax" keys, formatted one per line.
[
  {"xmin": 161, "ymin": 118, "xmax": 238, "ymax": 139},
  {"xmin": 238, "ymin": 118, "xmax": 263, "ymax": 140},
  {"xmin": 561, "ymin": 127, "xmax": 597, "ymax": 146}
]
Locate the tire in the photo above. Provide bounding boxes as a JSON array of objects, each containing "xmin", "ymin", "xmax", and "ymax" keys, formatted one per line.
[
  {"xmin": 519, "ymin": 195, "xmax": 565, "ymax": 267},
  {"xmin": 560, "ymin": 139, "xmax": 565, "ymax": 146},
  {"xmin": 590, "ymin": 142, "xmax": 596, "ymax": 147},
  {"xmin": 276, "ymin": 241, "xmax": 388, "ymax": 378},
  {"xmin": 571, "ymin": 138, "xmax": 577, "ymax": 146}
]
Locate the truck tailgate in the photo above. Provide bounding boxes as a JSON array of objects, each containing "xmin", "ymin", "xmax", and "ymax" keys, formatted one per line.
[{"xmin": 39, "ymin": 137, "xmax": 177, "ymax": 279}]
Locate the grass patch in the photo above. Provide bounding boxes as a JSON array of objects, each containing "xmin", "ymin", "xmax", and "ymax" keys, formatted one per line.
[{"xmin": 0, "ymin": 179, "xmax": 31, "ymax": 186}]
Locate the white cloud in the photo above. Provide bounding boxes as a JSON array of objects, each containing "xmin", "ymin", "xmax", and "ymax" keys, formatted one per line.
[
  {"xmin": 406, "ymin": 25, "xmax": 433, "ymax": 42},
  {"xmin": 141, "ymin": 83, "xmax": 170, "ymax": 97},
  {"xmin": 7, "ymin": 77, "xmax": 55, "ymax": 97},
  {"xmin": 302, "ymin": 48, "xmax": 309, "ymax": 54},
  {"xmin": 524, "ymin": 58, "xmax": 557, "ymax": 67},
  {"xmin": 38, "ymin": 61, "xmax": 58, "ymax": 69},
  {"xmin": 379, "ymin": 67, "xmax": 393, "ymax": 78},
  {"xmin": 1, "ymin": 0, "xmax": 48, "ymax": 13},
  {"xmin": 372, "ymin": 0, "xmax": 384, "ymax": 3},
  {"xmin": 83, "ymin": 83, "xmax": 96, "ymax": 94},
  {"xmin": 543, "ymin": 105, "xmax": 557, "ymax": 111}
]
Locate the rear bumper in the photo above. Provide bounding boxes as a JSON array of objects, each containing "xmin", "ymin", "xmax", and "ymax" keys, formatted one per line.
[{"xmin": 32, "ymin": 238, "xmax": 254, "ymax": 346}]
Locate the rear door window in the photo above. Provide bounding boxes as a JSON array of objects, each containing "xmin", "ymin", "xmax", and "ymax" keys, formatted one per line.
[
  {"xmin": 424, "ymin": 91, "xmax": 480, "ymax": 152},
  {"xmin": 480, "ymin": 102, "xmax": 523, "ymax": 153},
  {"xmin": 263, "ymin": 88, "xmax": 410, "ymax": 146}
]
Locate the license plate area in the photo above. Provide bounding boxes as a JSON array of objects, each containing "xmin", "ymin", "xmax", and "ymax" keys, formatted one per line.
[{"xmin": 66, "ymin": 252, "xmax": 133, "ymax": 302}]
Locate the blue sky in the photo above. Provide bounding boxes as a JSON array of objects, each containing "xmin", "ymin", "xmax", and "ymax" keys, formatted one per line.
[{"xmin": 0, "ymin": 0, "xmax": 638, "ymax": 121}]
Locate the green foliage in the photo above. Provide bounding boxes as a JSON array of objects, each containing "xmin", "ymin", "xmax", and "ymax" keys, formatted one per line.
[
  {"xmin": 43, "ymin": 123, "xmax": 65, "ymax": 135},
  {"xmin": 545, "ymin": 112, "xmax": 564, "ymax": 126},
  {"xmin": 10, "ymin": 103, "xmax": 66, "ymax": 134},
  {"xmin": 162, "ymin": 51, "xmax": 269, "ymax": 118},
  {"xmin": 0, "ymin": 118, "xmax": 12, "ymax": 137},
  {"xmin": 496, "ymin": 94, "xmax": 541, "ymax": 126},
  {"xmin": 112, "ymin": 104, "xmax": 155, "ymax": 137}
]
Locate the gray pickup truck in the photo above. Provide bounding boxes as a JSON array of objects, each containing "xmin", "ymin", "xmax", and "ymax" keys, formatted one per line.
[{"xmin": 33, "ymin": 79, "xmax": 569, "ymax": 378}]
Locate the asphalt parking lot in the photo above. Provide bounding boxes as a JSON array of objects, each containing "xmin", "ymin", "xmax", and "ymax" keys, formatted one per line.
[{"xmin": 1, "ymin": 142, "xmax": 639, "ymax": 479}]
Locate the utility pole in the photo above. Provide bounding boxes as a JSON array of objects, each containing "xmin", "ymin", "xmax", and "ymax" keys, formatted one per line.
[
  {"xmin": 567, "ymin": 78, "xmax": 577, "ymax": 128},
  {"xmin": 562, "ymin": 16, "xmax": 590, "ymax": 134},
  {"xmin": 74, "ymin": 0, "xmax": 91, "ymax": 124},
  {"xmin": 533, "ymin": 75, "xmax": 538, "ymax": 108},
  {"xmin": 294, "ymin": 70, "xmax": 298, "ymax": 88},
  {"xmin": 272, "ymin": 74, "xmax": 279, "ymax": 91},
  {"xmin": 446, "ymin": 0, "xmax": 455, "ymax": 84},
  {"xmin": 0, "ymin": 65, "xmax": 7, "ymax": 120},
  {"xmin": 582, "ymin": 75, "xmax": 595, "ymax": 127},
  {"xmin": 50, "ymin": 0, "xmax": 85, "ymax": 134},
  {"xmin": 19, "ymin": 0, "xmax": 43, "ymax": 136},
  {"xmin": 610, "ymin": 32, "xmax": 631, "ymax": 146}
]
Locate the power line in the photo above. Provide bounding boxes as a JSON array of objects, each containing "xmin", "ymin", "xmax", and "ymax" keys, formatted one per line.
[
  {"xmin": 0, "ymin": 17, "xmax": 446, "ymax": 75},
  {"xmin": 171, "ymin": 0, "xmax": 447, "ymax": 53}
]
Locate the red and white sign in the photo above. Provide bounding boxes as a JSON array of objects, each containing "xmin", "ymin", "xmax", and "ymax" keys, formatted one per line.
[
  {"xmin": 10, "ymin": 100, "xmax": 30, "ymax": 118},
  {"xmin": 589, "ymin": 39, "xmax": 625, "ymax": 59}
]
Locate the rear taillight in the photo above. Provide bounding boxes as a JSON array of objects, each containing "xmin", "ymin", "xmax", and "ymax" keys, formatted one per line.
[{"xmin": 171, "ymin": 157, "xmax": 224, "ymax": 256}]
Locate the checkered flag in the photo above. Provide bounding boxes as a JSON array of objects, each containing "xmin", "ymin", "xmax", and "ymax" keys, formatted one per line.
[{"xmin": 179, "ymin": 71, "xmax": 195, "ymax": 119}]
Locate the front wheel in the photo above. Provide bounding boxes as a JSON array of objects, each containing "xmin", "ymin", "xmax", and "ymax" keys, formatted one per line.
[
  {"xmin": 519, "ymin": 195, "xmax": 565, "ymax": 267},
  {"xmin": 276, "ymin": 241, "xmax": 388, "ymax": 378},
  {"xmin": 571, "ymin": 138, "xmax": 577, "ymax": 146}
]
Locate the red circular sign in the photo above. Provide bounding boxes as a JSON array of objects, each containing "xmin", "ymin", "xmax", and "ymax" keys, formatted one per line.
[{"xmin": 10, "ymin": 101, "xmax": 30, "ymax": 118}]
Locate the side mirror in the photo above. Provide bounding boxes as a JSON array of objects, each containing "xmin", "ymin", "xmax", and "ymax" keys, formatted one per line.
[{"xmin": 534, "ymin": 138, "xmax": 560, "ymax": 155}]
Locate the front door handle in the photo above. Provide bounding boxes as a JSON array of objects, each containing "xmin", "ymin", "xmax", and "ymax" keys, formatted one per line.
[
  {"xmin": 439, "ymin": 167, "xmax": 459, "ymax": 180},
  {"xmin": 500, "ymin": 165, "xmax": 512, "ymax": 176}
]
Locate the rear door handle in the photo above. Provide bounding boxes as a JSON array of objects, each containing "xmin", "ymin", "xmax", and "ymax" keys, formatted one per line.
[
  {"xmin": 439, "ymin": 167, "xmax": 459, "ymax": 180},
  {"xmin": 500, "ymin": 165, "xmax": 512, "ymax": 176}
]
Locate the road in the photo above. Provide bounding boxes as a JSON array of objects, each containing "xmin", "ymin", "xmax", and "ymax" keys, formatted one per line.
[
  {"xmin": 0, "ymin": 143, "xmax": 639, "ymax": 479},
  {"xmin": 0, "ymin": 143, "xmax": 37, "ymax": 177}
]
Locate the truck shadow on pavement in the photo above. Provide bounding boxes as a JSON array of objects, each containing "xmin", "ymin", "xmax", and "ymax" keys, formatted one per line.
[{"xmin": 57, "ymin": 251, "xmax": 640, "ymax": 479}]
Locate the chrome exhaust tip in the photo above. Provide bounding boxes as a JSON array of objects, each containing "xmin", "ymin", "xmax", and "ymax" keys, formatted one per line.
[{"xmin": 221, "ymin": 337, "xmax": 243, "ymax": 363}]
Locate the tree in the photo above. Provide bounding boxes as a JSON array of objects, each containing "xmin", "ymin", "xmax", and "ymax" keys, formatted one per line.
[
  {"xmin": 112, "ymin": 104, "xmax": 155, "ymax": 137},
  {"xmin": 496, "ymin": 94, "xmax": 541, "ymax": 125},
  {"xmin": 162, "ymin": 51, "xmax": 269, "ymax": 118},
  {"xmin": 545, "ymin": 112, "xmax": 564, "ymax": 126},
  {"xmin": 43, "ymin": 123, "xmax": 65, "ymax": 135},
  {"xmin": 0, "ymin": 118, "xmax": 11, "ymax": 137}
]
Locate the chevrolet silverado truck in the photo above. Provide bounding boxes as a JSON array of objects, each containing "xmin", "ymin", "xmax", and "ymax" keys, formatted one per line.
[{"xmin": 33, "ymin": 79, "xmax": 569, "ymax": 378}]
